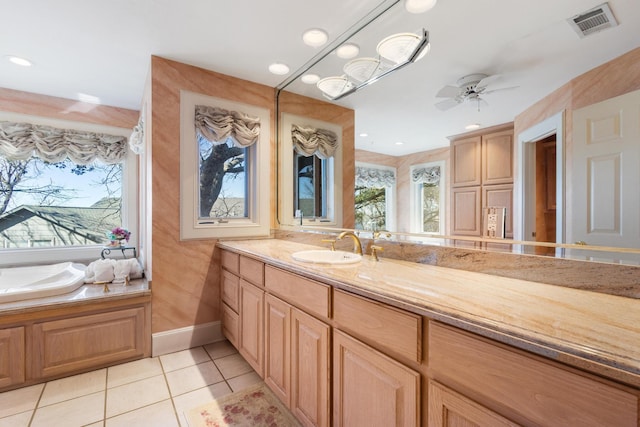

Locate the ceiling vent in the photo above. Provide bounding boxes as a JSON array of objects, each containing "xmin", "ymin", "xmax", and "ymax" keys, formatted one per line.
[{"xmin": 568, "ymin": 3, "xmax": 618, "ymax": 38}]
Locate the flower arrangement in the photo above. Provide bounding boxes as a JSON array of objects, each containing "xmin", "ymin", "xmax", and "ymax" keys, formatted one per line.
[{"xmin": 107, "ymin": 227, "xmax": 131, "ymax": 243}]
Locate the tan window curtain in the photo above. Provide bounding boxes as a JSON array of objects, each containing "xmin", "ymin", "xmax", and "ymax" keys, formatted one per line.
[
  {"xmin": 356, "ymin": 166, "xmax": 395, "ymax": 187},
  {"xmin": 195, "ymin": 105, "xmax": 260, "ymax": 147},
  {"xmin": 291, "ymin": 124, "xmax": 338, "ymax": 159},
  {"xmin": 412, "ymin": 165, "xmax": 440, "ymax": 184},
  {"xmin": 0, "ymin": 121, "xmax": 128, "ymax": 164}
]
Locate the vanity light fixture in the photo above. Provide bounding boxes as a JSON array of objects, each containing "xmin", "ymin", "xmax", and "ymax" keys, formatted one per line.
[
  {"xmin": 301, "ymin": 73, "xmax": 320, "ymax": 84},
  {"xmin": 268, "ymin": 62, "xmax": 290, "ymax": 75},
  {"xmin": 319, "ymin": 29, "xmax": 430, "ymax": 101},
  {"xmin": 404, "ymin": 0, "xmax": 437, "ymax": 14},
  {"xmin": 6, "ymin": 55, "xmax": 32, "ymax": 67},
  {"xmin": 336, "ymin": 43, "xmax": 360, "ymax": 59},
  {"xmin": 343, "ymin": 57, "xmax": 386, "ymax": 83},
  {"xmin": 316, "ymin": 76, "xmax": 355, "ymax": 99},
  {"xmin": 302, "ymin": 28, "xmax": 329, "ymax": 47}
]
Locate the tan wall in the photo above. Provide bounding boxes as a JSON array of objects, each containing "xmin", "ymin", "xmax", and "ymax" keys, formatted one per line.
[
  {"xmin": 278, "ymin": 90, "xmax": 355, "ymax": 228},
  {"xmin": 354, "ymin": 147, "xmax": 450, "ymax": 234}
]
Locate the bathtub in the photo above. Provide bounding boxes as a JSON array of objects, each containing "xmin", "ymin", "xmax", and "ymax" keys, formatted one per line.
[{"xmin": 0, "ymin": 262, "xmax": 86, "ymax": 304}]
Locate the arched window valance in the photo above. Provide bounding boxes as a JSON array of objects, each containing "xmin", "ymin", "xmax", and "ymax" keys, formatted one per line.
[
  {"xmin": 195, "ymin": 105, "xmax": 260, "ymax": 147},
  {"xmin": 0, "ymin": 121, "xmax": 128, "ymax": 164},
  {"xmin": 412, "ymin": 165, "xmax": 441, "ymax": 184},
  {"xmin": 129, "ymin": 109, "xmax": 145, "ymax": 155},
  {"xmin": 291, "ymin": 124, "xmax": 338, "ymax": 159},
  {"xmin": 355, "ymin": 166, "xmax": 396, "ymax": 187}
]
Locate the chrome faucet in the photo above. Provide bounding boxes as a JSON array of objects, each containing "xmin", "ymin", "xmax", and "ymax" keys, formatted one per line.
[{"xmin": 337, "ymin": 231, "xmax": 363, "ymax": 255}]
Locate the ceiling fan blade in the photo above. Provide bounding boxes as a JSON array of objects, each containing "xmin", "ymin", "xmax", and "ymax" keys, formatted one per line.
[
  {"xmin": 482, "ymin": 86, "xmax": 519, "ymax": 95},
  {"xmin": 476, "ymin": 74, "xmax": 500, "ymax": 89},
  {"xmin": 436, "ymin": 85, "xmax": 461, "ymax": 98},
  {"xmin": 435, "ymin": 98, "xmax": 461, "ymax": 111}
]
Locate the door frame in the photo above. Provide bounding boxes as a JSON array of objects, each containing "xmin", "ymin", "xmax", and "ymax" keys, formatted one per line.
[{"xmin": 514, "ymin": 111, "xmax": 565, "ymax": 254}]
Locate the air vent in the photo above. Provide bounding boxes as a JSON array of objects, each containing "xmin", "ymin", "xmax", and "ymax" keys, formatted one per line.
[{"xmin": 568, "ymin": 3, "xmax": 618, "ymax": 38}]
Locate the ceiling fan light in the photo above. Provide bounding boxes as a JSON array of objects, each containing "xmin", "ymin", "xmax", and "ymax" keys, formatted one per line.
[
  {"xmin": 343, "ymin": 57, "xmax": 383, "ymax": 83},
  {"xmin": 317, "ymin": 76, "xmax": 354, "ymax": 99},
  {"xmin": 376, "ymin": 33, "xmax": 422, "ymax": 64},
  {"xmin": 404, "ymin": 0, "xmax": 437, "ymax": 14}
]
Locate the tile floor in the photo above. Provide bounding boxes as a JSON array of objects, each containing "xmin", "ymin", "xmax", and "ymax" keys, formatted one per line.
[{"xmin": 0, "ymin": 340, "xmax": 263, "ymax": 427}]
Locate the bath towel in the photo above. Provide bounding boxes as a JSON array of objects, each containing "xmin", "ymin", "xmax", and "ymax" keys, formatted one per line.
[{"xmin": 85, "ymin": 258, "xmax": 143, "ymax": 283}]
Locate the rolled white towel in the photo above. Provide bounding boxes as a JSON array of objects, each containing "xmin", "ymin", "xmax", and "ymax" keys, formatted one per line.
[
  {"xmin": 93, "ymin": 259, "xmax": 116, "ymax": 283},
  {"xmin": 113, "ymin": 258, "xmax": 144, "ymax": 282}
]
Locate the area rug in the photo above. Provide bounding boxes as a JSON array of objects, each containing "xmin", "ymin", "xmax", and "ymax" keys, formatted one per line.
[{"xmin": 185, "ymin": 383, "xmax": 302, "ymax": 427}]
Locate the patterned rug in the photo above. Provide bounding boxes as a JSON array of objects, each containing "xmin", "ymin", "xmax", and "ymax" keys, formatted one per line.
[{"xmin": 185, "ymin": 383, "xmax": 302, "ymax": 427}]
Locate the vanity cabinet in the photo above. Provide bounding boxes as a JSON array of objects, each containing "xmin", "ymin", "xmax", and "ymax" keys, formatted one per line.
[
  {"xmin": 428, "ymin": 321, "xmax": 639, "ymax": 426},
  {"xmin": 264, "ymin": 266, "xmax": 331, "ymax": 427},
  {"xmin": 238, "ymin": 279, "xmax": 264, "ymax": 376},
  {"xmin": 450, "ymin": 125, "xmax": 514, "ymax": 238},
  {"xmin": 0, "ymin": 326, "xmax": 25, "ymax": 388}
]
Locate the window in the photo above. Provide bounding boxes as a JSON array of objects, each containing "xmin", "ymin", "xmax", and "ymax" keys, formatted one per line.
[
  {"xmin": 411, "ymin": 161, "xmax": 445, "ymax": 234},
  {"xmin": 279, "ymin": 113, "xmax": 342, "ymax": 227},
  {"xmin": 354, "ymin": 163, "xmax": 396, "ymax": 231},
  {"xmin": 0, "ymin": 112, "xmax": 136, "ymax": 266},
  {"xmin": 180, "ymin": 91, "xmax": 271, "ymax": 239}
]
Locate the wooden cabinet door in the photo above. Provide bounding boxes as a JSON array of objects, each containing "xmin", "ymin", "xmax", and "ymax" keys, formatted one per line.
[
  {"xmin": 483, "ymin": 184, "xmax": 513, "ymax": 238},
  {"xmin": 264, "ymin": 294, "xmax": 291, "ymax": 406},
  {"xmin": 291, "ymin": 308, "xmax": 330, "ymax": 427},
  {"xmin": 451, "ymin": 186, "xmax": 482, "ymax": 236},
  {"xmin": 0, "ymin": 326, "xmax": 25, "ymax": 388},
  {"xmin": 482, "ymin": 129, "xmax": 513, "ymax": 185},
  {"xmin": 333, "ymin": 330, "xmax": 419, "ymax": 427},
  {"xmin": 239, "ymin": 279, "xmax": 264, "ymax": 377},
  {"xmin": 452, "ymin": 136, "xmax": 482, "ymax": 187},
  {"xmin": 428, "ymin": 380, "xmax": 520, "ymax": 427}
]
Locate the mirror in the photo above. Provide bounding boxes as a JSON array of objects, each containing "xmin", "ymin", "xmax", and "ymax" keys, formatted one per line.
[{"xmin": 276, "ymin": 0, "xmax": 640, "ymax": 263}]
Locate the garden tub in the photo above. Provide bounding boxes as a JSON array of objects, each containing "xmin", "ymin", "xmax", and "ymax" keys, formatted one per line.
[{"xmin": 0, "ymin": 262, "xmax": 85, "ymax": 304}]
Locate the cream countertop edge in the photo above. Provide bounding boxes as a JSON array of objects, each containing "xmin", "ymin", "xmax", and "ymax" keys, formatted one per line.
[{"xmin": 218, "ymin": 238, "xmax": 640, "ymax": 387}]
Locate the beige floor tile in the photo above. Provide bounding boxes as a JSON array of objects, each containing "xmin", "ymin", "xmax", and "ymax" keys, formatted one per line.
[
  {"xmin": 0, "ymin": 411, "xmax": 32, "ymax": 427},
  {"xmin": 31, "ymin": 391, "xmax": 104, "ymax": 427},
  {"xmin": 0, "ymin": 383, "xmax": 44, "ymax": 418},
  {"xmin": 106, "ymin": 374, "xmax": 170, "ymax": 418},
  {"xmin": 165, "ymin": 361, "xmax": 224, "ymax": 397},
  {"xmin": 39, "ymin": 368, "xmax": 106, "ymax": 407},
  {"xmin": 105, "ymin": 399, "xmax": 179, "ymax": 427},
  {"xmin": 203, "ymin": 340, "xmax": 237, "ymax": 360},
  {"xmin": 214, "ymin": 353, "xmax": 253, "ymax": 379},
  {"xmin": 107, "ymin": 357, "xmax": 163, "ymax": 388},
  {"xmin": 227, "ymin": 372, "xmax": 263, "ymax": 392},
  {"xmin": 172, "ymin": 382, "xmax": 232, "ymax": 427},
  {"xmin": 160, "ymin": 347, "xmax": 210, "ymax": 373}
]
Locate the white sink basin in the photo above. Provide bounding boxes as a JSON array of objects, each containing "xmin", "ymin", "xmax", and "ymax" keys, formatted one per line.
[{"xmin": 291, "ymin": 250, "xmax": 361, "ymax": 265}]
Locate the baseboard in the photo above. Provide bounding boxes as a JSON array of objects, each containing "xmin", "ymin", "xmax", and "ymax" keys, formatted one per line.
[{"xmin": 152, "ymin": 321, "xmax": 223, "ymax": 357}]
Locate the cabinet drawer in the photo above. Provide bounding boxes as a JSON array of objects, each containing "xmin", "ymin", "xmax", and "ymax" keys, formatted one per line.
[
  {"xmin": 333, "ymin": 290, "xmax": 421, "ymax": 363},
  {"xmin": 0, "ymin": 326, "xmax": 25, "ymax": 389},
  {"xmin": 429, "ymin": 321, "xmax": 639, "ymax": 427},
  {"xmin": 222, "ymin": 303, "xmax": 239, "ymax": 349},
  {"xmin": 240, "ymin": 255, "xmax": 264, "ymax": 287},
  {"xmin": 221, "ymin": 270, "xmax": 240, "ymax": 312},
  {"xmin": 221, "ymin": 250, "xmax": 239, "ymax": 274},
  {"xmin": 265, "ymin": 266, "xmax": 330, "ymax": 319}
]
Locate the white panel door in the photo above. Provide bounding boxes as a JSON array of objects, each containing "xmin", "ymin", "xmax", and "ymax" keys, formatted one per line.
[{"xmin": 572, "ymin": 89, "xmax": 640, "ymax": 256}]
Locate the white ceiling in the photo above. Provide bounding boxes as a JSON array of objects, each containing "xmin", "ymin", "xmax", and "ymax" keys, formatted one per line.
[{"xmin": 2, "ymin": 0, "xmax": 639, "ymax": 156}]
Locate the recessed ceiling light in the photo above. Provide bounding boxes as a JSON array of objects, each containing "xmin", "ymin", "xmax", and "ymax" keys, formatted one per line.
[
  {"xmin": 395, "ymin": 141, "xmax": 404, "ymax": 145},
  {"xmin": 6, "ymin": 55, "xmax": 32, "ymax": 67},
  {"xmin": 268, "ymin": 62, "xmax": 290, "ymax": 75},
  {"xmin": 336, "ymin": 43, "xmax": 360, "ymax": 59},
  {"xmin": 405, "ymin": 0, "xmax": 437, "ymax": 14},
  {"xmin": 303, "ymin": 28, "xmax": 328, "ymax": 47},
  {"xmin": 359, "ymin": 133, "xmax": 368, "ymax": 137},
  {"xmin": 301, "ymin": 74, "xmax": 320, "ymax": 84},
  {"xmin": 465, "ymin": 123, "xmax": 481, "ymax": 130}
]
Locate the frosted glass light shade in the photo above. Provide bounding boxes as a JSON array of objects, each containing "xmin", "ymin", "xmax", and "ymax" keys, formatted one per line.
[
  {"xmin": 317, "ymin": 76, "xmax": 354, "ymax": 98},
  {"xmin": 343, "ymin": 58, "xmax": 382, "ymax": 83},
  {"xmin": 377, "ymin": 33, "xmax": 425, "ymax": 64}
]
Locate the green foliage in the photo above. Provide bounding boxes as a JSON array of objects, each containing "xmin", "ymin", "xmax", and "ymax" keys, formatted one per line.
[{"xmin": 355, "ymin": 186, "xmax": 386, "ymax": 230}]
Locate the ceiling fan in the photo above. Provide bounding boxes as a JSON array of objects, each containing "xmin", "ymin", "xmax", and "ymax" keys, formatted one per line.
[{"xmin": 435, "ymin": 73, "xmax": 517, "ymax": 111}]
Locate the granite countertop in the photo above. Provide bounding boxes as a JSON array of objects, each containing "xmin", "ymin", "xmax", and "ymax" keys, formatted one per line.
[{"xmin": 218, "ymin": 238, "xmax": 640, "ymax": 388}]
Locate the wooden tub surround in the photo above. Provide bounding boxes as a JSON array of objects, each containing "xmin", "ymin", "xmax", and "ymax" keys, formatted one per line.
[
  {"xmin": 218, "ymin": 239, "xmax": 640, "ymax": 427},
  {"xmin": 0, "ymin": 280, "xmax": 151, "ymax": 392}
]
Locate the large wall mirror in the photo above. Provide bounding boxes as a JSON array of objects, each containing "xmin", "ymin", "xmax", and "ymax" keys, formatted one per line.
[{"xmin": 276, "ymin": 0, "xmax": 640, "ymax": 264}]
